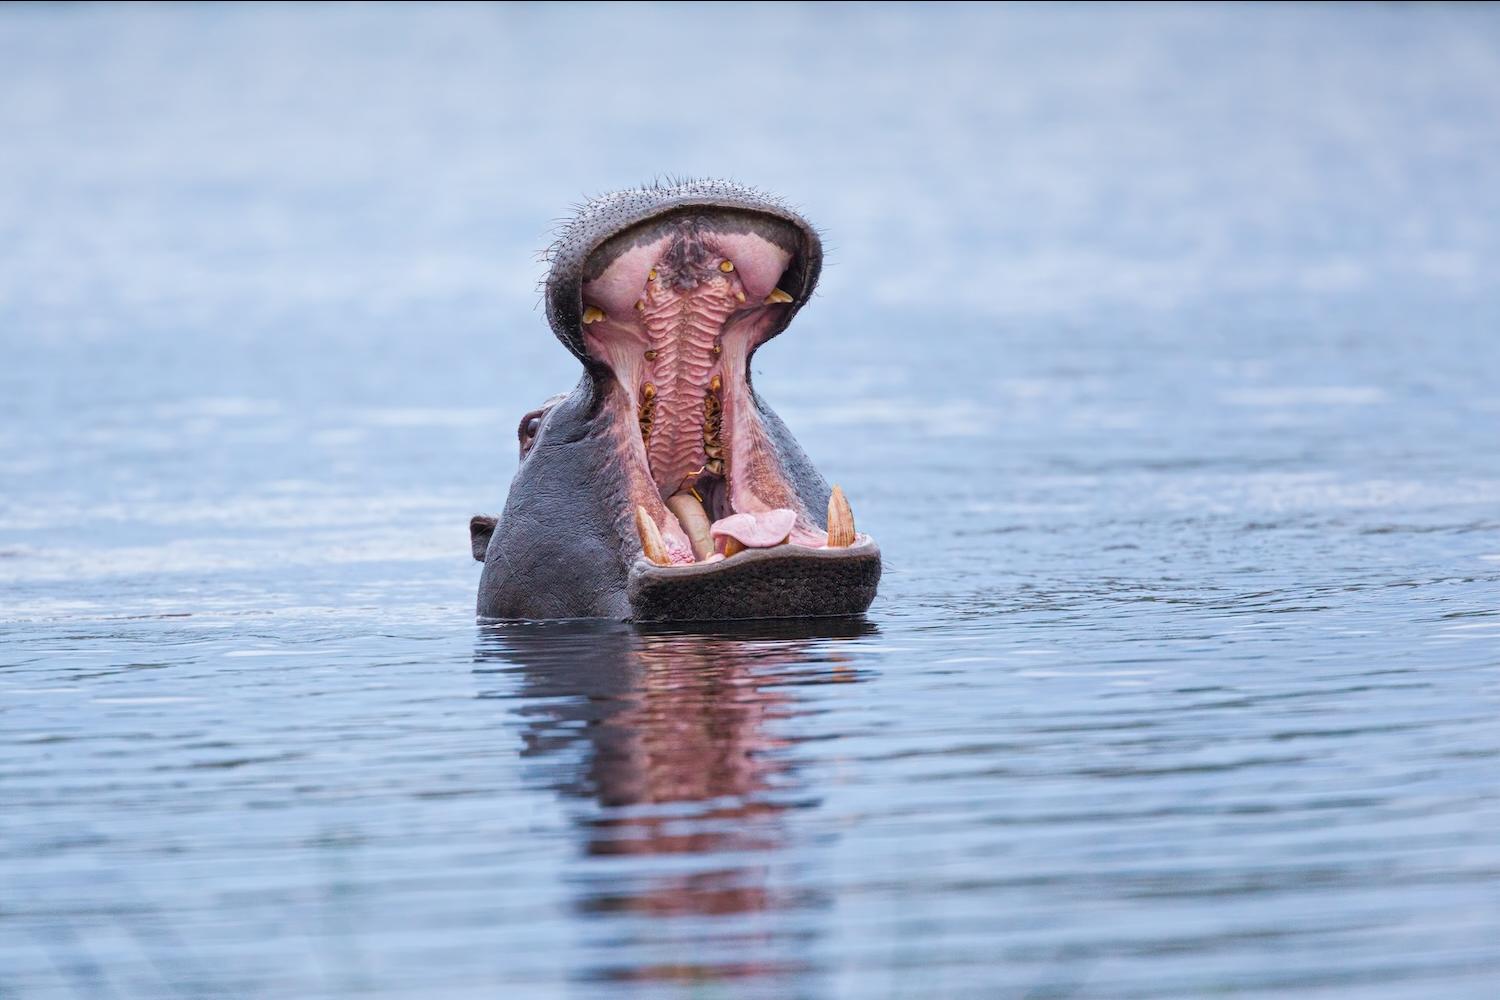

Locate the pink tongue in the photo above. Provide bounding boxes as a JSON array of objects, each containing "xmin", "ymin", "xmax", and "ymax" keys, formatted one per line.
[{"xmin": 709, "ymin": 509, "xmax": 797, "ymax": 549}]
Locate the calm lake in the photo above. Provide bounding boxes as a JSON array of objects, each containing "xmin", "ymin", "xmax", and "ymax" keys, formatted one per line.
[{"xmin": 3, "ymin": 4, "xmax": 1499, "ymax": 998}]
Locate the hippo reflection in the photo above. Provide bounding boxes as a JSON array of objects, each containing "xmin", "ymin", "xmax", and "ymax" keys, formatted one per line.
[
  {"xmin": 471, "ymin": 180, "xmax": 881, "ymax": 621},
  {"xmin": 474, "ymin": 620, "xmax": 871, "ymax": 984}
]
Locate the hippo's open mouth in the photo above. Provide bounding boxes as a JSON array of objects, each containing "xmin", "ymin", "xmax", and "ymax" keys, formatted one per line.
[
  {"xmin": 475, "ymin": 181, "xmax": 880, "ymax": 621},
  {"xmin": 577, "ymin": 211, "xmax": 866, "ymax": 554}
]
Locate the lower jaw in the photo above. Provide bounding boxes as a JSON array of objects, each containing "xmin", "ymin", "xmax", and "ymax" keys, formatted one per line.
[
  {"xmin": 630, "ymin": 444, "xmax": 863, "ymax": 568},
  {"xmin": 627, "ymin": 536, "xmax": 881, "ymax": 622}
]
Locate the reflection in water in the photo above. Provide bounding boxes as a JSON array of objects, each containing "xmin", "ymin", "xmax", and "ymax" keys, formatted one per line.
[{"xmin": 475, "ymin": 619, "xmax": 873, "ymax": 986}]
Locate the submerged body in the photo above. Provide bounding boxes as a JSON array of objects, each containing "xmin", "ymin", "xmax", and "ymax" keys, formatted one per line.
[{"xmin": 472, "ymin": 181, "xmax": 880, "ymax": 621}]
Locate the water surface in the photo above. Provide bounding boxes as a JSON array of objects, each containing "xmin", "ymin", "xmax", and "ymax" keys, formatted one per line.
[{"xmin": 3, "ymin": 5, "xmax": 1500, "ymax": 997}]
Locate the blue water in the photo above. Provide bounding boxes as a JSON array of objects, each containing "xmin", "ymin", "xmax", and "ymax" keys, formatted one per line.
[{"xmin": 3, "ymin": 4, "xmax": 1500, "ymax": 997}]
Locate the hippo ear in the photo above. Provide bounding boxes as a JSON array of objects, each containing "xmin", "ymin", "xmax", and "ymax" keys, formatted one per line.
[{"xmin": 470, "ymin": 515, "xmax": 498, "ymax": 562}]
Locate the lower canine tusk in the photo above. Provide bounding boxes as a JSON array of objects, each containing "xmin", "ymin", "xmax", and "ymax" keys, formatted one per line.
[
  {"xmin": 827, "ymin": 484, "xmax": 855, "ymax": 547},
  {"xmin": 635, "ymin": 505, "xmax": 670, "ymax": 565}
]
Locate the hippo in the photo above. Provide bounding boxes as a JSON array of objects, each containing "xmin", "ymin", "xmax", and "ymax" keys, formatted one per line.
[{"xmin": 471, "ymin": 180, "xmax": 880, "ymax": 621}]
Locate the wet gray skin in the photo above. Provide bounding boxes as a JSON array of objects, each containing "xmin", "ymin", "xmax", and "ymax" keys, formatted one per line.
[{"xmin": 471, "ymin": 180, "xmax": 880, "ymax": 622}]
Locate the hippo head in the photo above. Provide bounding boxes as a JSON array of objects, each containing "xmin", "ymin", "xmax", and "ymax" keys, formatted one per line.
[{"xmin": 472, "ymin": 180, "xmax": 880, "ymax": 621}]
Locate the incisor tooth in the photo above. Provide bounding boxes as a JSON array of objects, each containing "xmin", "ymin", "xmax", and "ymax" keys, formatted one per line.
[
  {"xmin": 765, "ymin": 287, "xmax": 794, "ymax": 304},
  {"xmin": 635, "ymin": 506, "xmax": 669, "ymax": 565},
  {"xmin": 582, "ymin": 306, "xmax": 605, "ymax": 325},
  {"xmin": 666, "ymin": 492, "xmax": 715, "ymax": 562},
  {"xmin": 722, "ymin": 537, "xmax": 745, "ymax": 558},
  {"xmin": 827, "ymin": 484, "xmax": 855, "ymax": 547},
  {"xmin": 719, "ymin": 260, "xmax": 735, "ymax": 273},
  {"xmin": 735, "ymin": 290, "xmax": 746, "ymax": 303}
]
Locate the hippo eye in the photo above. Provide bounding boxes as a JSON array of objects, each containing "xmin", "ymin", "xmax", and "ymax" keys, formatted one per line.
[
  {"xmin": 517, "ymin": 409, "xmax": 546, "ymax": 459},
  {"xmin": 515, "ymin": 395, "xmax": 566, "ymax": 461}
]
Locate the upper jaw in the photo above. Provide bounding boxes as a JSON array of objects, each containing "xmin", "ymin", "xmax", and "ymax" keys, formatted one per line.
[{"xmin": 544, "ymin": 180, "xmax": 822, "ymax": 364}]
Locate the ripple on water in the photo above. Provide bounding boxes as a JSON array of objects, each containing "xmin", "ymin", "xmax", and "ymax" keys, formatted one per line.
[{"xmin": 4, "ymin": 3, "xmax": 1500, "ymax": 998}]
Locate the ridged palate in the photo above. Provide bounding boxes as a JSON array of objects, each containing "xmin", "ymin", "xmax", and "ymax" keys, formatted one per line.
[{"xmin": 639, "ymin": 275, "xmax": 736, "ymax": 493}]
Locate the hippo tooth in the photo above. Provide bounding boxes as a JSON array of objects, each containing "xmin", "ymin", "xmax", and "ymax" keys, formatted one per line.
[
  {"xmin": 765, "ymin": 287, "xmax": 794, "ymax": 304},
  {"xmin": 723, "ymin": 537, "xmax": 744, "ymax": 558},
  {"xmin": 635, "ymin": 505, "xmax": 669, "ymax": 565},
  {"xmin": 582, "ymin": 306, "xmax": 605, "ymax": 325},
  {"xmin": 827, "ymin": 484, "xmax": 855, "ymax": 547},
  {"xmin": 735, "ymin": 290, "xmax": 746, "ymax": 303},
  {"xmin": 665, "ymin": 491, "xmax": 715, "ymax": 562}
]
